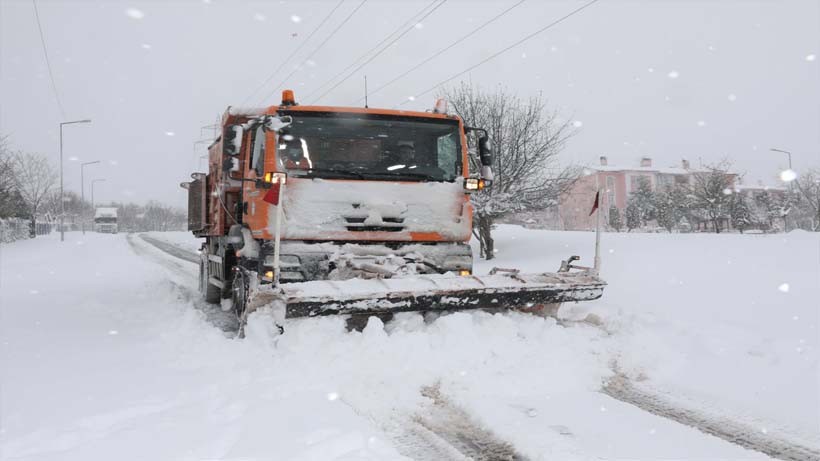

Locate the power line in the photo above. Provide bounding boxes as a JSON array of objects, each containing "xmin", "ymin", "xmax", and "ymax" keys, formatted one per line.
[
  {"xmin": 301, "ymin": 0, "xmax": 440, "ymax": 103},
  {"xmin": 310, "ymin": 0, "xmax": 448, "ymax": 105},
  {"xmin": 352, "ymin": 0, "xmax": 526, "ymax": 105},
  {"xmin": 258, "ymin": 0, "xmax": 369, "ymax": 106},
  {"xmin": 398, "ymin": 0, "xmax": 600, "ymax": 107},
  {"xmin": 31, "ymin": 0, "xmax": 66, "ymax": 118},
  {"xmin": 239, "ymin": 0, "xmax": 346, "ymax": 107}
]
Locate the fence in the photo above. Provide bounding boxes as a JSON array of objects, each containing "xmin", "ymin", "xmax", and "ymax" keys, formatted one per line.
[{"xmin": 0, "ymin": 218, "xmax": 54, "ymax": 243}]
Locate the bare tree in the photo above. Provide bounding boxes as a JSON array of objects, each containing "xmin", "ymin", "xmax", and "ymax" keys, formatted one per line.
[
  {"xmin": 442, "ymin": 83, "xmax": 577, "ymax": 259},
  {"xmin": 793, "ymin": 169, "xmax": 820, "ymax": 231},
  {"xmin": 688, "ymin": 161, "xmax": 735, "ymax": 233},
  {"xmin": 13, "ymin": 152, "xmax": 58, "ymax": 235},
  {"xmin": 0, "ymin": 136, "xmax": 25, "ymax": 218}
]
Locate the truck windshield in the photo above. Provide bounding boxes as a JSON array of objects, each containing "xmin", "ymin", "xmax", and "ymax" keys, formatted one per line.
[
  {"xmin": 94, "ymin": 217, "xmax": 117, "ymax": 223},
  {"xmin": 276, "ymin": 112, "xmax": 462, "ymax": 182}
]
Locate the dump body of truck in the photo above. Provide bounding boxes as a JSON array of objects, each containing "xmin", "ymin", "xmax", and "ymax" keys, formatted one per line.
[
  {"xmin": 94, "ymin": 207, "xmax": 118, "ymax": 234},
  {"xmin": 182, "ymin": 90, "xmax": 604, "ymax": 325}
]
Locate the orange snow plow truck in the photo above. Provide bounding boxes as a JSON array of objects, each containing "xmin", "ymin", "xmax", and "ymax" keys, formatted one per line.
[{"xmin": 181, "ymin": 90, "xmax": 604, "ymax": 325}]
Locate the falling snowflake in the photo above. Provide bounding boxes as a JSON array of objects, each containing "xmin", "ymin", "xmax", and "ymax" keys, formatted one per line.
[
  {"xmin": 521, "ymin": 52, "xmax": 527, "ymax": 59},
  {"xmin": 647, "ymin": 67, "xmax": 655, "ymax": 73},
  {"xmin": 125, "ymin": 8, "xmax": 144, "ymax": 19},
  {"xmin": 165, "ymin": 131, "xmax": 175, "ymax": 137},
  {"xmin": 254, "ymin": 13, "xmax": 266, "ymax": 22},
  {"xmin": 667, "ymin": 70, "xmax": 679, "ymax": 79},
  {"xmin": 109, "ymin": 160, "xmax": 119, "ymax": 165},
  {"xmin": 414, "ymin": 22, "xmax": 424, "ymax": 29},
  {"xmin": 69, "ymin": 156, "xmax": 79, "ymax": 161},
  {"xmin": 608, "ymin": 249, "xmax": 615, "ymax": 254},
  {"xmin": 527, "ymin": 409, "xmax": 538, "ymax": 417},
  {"xmin": 778, "ymin": 283, "xmax": 790, "ymax": 293},
  {"xmin": 305, "ymin": 59, "xmax": 316, "ymax": 67},
  {"xmin": 649, "ymin": 428, "xmax": 657, "ymax": 435},
  {"xmin": 327, "ymin": 392, "xmax": 339, "ymax": 401},
  {"xmin": 29, "ymin": 290, "xmax": 39, "ymax": 295},
  {"xmin": 722, "ymin": 188, "xmax": 733, "ymax": 195},
  {"xmin": 697, "ymin": 120, "xmax": 706, "ymax": 127},
  {"xmin": 572, "ymin": 120, "xmax": 583, "ymax": 128},
  {"xmin": 727, "ymin": 93, "xmax": 737, "ymax": 102},
  {"xmin": 407, "ymin": 96, "xmax": 415, "ymax": 101},
  {"xmin": 600, "ymin": 406, "xmax": 607, "ymax": 412},
  {"xmin": 290, "ymin": 15, "xmax": 302, "ymax": 23},
  {"xmin": 141, "ymin": 43, "xmax": 152, "ymax": 50},
  {"xmin": 806, "ymin": 54, "xmax": 816, "ymax": 62},
  {"xmin": 550, "ymin": 46, "xmax": 558, "ymax": 52},
  {"xmin": 779, "ymin": 169, "xmax": 797, "ymax": 182},
  {"xmin": 108, "ymin": 330, "xmax": 119, "ymax": 335}
]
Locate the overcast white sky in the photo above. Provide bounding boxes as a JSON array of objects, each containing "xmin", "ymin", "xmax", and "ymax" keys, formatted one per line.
[{"xmin": 1, "ymin": 0, "xmax": 818, "ymax": 207}]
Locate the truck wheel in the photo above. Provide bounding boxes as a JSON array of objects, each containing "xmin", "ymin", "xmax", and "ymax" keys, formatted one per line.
[
  {"xmin": 231, "ymin": 268, "xmax": 249, "ymax": 319},
  {"xmin": 200, "ymin": 253, "xmax": 221, "ymax": 304}
]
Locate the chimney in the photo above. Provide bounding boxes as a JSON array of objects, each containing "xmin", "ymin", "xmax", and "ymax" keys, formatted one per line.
[
  {"xmin": 681, "ymin": 158, "xmax": 690, "ymax": 169},
  {"xmin": 599, "ymin": 155, "xmax": 608, "ymax": 166},
  {"xmin": 640, "ymin": 157, "xmax": 652, "ymax": 168}
]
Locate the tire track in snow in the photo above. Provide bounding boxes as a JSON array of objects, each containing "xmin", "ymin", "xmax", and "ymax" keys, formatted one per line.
[
  {"xmin": 138, "ymin": 234, "xmax": 200, "ymax": 264},
  {"xmin": 381, "ymin": 384, "xmax": 527, "ymax": 461},
  {"xmin": 602, "ymin": 371, "xmax": 820, "ymax": 461}
]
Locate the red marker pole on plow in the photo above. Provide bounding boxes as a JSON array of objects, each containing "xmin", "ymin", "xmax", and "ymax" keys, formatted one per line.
[{"xmin": 263, "ymin": 173, "xmax": 287, "ymax": 285}]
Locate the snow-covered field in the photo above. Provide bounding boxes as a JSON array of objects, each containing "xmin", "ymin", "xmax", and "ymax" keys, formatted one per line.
[{"xmin": 0, "ymin": 227, "xmax": 817, "ymax": 460}]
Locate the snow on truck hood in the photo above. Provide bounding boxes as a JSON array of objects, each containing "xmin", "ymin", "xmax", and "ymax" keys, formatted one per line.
[{"xmin": 273, "ymin": 178, "xmax": 471, "ymax": 242}]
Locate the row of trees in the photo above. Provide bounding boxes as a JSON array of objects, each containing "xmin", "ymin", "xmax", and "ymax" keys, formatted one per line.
[
  {"xmin": 0, "ymin": 136, "xmax": 186, "ymax": 236},
  {"xmin": 608, "ymin": 164, "xmax": 820, "ymax": 233}
]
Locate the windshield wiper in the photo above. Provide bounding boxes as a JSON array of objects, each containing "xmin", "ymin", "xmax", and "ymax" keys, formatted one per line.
[
  {"xmin": 367, "ymin": 171, "xmax": 436, "ymax": 181},
  {"xmin": 301, "ymin": 168, "xmax": 365, "ymax": 180}
]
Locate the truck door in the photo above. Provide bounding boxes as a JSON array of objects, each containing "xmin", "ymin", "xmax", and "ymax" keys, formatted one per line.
[{"xmin": 242, "ymin": 124, "xmax": 274, "ymax": 239}]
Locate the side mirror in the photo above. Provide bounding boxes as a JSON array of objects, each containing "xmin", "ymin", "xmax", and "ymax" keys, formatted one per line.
[
  {"xmin": 265, "ymin": 115, "xmax": 292, "ymax": 132},
  {"xmin": 478, "ymin": 135, "xmax": 493, "ymax": 167},
  {"xmin": 223, "ymin": 124, "xmax": 243, "ymax": 157}
]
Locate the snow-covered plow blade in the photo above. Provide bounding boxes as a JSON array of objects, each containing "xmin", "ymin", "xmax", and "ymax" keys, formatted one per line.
[{"xmin": 248, "ymin": 271, "xmax": 605, "ymax": 318}]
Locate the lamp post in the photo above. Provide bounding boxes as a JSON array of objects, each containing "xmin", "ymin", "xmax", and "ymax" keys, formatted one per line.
[
  {"xmin": 59, "ymin": 119, "xmax": 92, "ymax": 241},
  {"xmin": 770, "ymin": 148, "xmax": 793, "ymax": 171},
  {"xmin": 80, "ymin": 160, "xmax": 101, "ymax": 234},
  {"xmin": 90, "ymin": 179, "xmax": 106, "ymax": 230},
  {"xmin": 771, "ymin": 148, "xmax": 794, "ymax": 232}
]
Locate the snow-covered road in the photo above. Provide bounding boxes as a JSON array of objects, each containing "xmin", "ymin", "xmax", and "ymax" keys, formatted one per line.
[{"xmin": 1, "ymin": 229, "xmax": 817, "ymax": 460}]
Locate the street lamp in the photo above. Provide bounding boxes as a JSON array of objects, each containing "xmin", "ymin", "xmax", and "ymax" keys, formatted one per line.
[
  {"xmin": 771, "ymin": 148, "xmax": 795, "ymax": 232},
  {"xmin": 770, "ymin": 148, "xmax": 793, "ymax": 171},
  {"xmin": 90, "ymin": 178, "xmax": 106, "ymax": 221},
  {"xmin": 80, "ymin": 160, "xmax": 101, "ymax": 234},
  {"xmin": 59, "ymin": 119, "xmax": 92, "ymax": 241}
]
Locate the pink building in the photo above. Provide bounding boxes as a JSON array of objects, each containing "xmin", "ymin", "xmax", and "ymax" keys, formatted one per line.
[{"xmin": 559, "ymin": 156, "xmax": 693, "ymax": 230}]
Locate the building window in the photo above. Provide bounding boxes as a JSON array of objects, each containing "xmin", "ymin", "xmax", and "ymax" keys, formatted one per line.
[{"xmin": 606, "ymin": 176, "xmax": 615, "ymax": 207}]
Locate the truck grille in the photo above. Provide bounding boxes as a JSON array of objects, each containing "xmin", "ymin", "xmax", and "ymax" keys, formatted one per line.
[{"xmin": 343, "ymin": 216, "xmax": 405, "ymax": 232}]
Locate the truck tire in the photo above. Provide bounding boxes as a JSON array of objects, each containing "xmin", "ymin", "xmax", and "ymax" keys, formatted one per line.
[{"xmin": 200, "ymin": 253, "xmax": 221, "ymax": 304}]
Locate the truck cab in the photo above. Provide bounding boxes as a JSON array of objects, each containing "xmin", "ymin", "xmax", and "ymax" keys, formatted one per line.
[{"xmin": 94, "ymin": 207, "xmax": 118, "ymax": 234}]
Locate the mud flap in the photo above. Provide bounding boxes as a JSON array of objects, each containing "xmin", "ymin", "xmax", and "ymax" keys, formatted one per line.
[{"xmin": 247, "ymin": 271, "xmax": 605, "ymax": 319}]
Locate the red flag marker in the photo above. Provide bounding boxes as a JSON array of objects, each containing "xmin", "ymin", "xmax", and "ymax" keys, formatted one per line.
[
  {"xmin": 589, "ymin": 190, "xmax": 600, "ymax": 216},
  {"xmin": 263, "ymin": 185, "xmax": 281, "ymax": 206}
]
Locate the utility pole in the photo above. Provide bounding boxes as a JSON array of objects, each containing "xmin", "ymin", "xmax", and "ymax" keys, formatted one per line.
[
  {"xmin": 59, "ymin": 119, "xmax": 92, "ymax": 241},
  {"xmin": 80, "ymin": 160, "xmax": 100, "ymax": 234}
]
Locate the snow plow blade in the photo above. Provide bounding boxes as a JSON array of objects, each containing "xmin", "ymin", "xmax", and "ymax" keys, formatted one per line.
[{"xmin": 248, "ymin": 271, "xmax": 605, "ymax": 318}]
